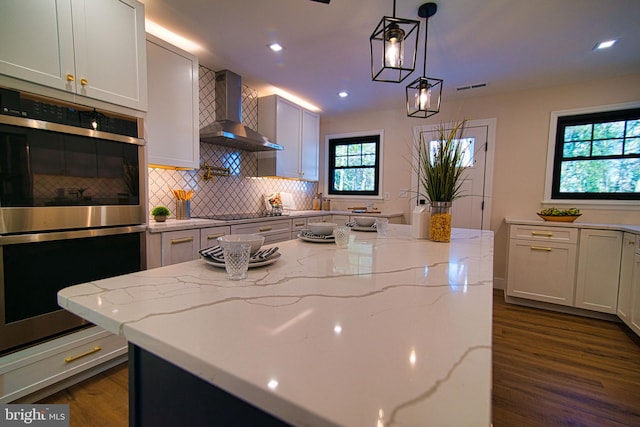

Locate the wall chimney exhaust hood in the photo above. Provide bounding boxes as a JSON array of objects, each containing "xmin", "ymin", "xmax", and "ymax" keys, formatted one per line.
[{"xmin": 200, "ymin": 70, "xmax": 283, "ymax": 151}]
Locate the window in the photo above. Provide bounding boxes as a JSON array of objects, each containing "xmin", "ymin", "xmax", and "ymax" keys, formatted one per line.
[
  {"xmin": 328, "ymin": 133, "xmax": 381, "ymax": 197},
  {"xmin": 551, "ymin": 107, "xmax": 640, "ymax": 200}
]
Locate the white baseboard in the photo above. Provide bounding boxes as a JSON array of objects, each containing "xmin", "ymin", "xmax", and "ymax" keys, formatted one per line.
[{"xmin": 493, "ymin": 277, "xmax": 505, "ymax": 290}]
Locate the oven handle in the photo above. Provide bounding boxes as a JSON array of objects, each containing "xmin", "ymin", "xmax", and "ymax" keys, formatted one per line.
[{"xmin": 0, "ymin": 225, "xmax": 147, "ymax": 245}]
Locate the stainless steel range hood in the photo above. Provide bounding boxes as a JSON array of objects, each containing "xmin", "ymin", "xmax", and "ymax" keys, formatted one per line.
[{"xmin": 200, "ymin": 70, "xmax": 283, "ymax": 151}]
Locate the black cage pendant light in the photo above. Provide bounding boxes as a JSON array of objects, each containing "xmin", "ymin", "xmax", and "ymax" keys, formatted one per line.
[
  {"xmin": 406, "ymin": 2, "xmax": 443, "ymax": 118},
  {"xmin": 370, "ymin": 0, "xmax": 420, "ymax": 83}
]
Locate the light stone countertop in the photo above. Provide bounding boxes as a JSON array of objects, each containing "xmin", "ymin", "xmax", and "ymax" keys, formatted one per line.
[
  {"xmin": 147, "ymin": 210, "xmax": 404, "ymax": 233},
  {"xmin": 505, "ymin": 217, "xmax": 640, "ymax": 234},
  {"xmin": 58, "ymin": 225, "xmax": 493, "ymax": 426}
]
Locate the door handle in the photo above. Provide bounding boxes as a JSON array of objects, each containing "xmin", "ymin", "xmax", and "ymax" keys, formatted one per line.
[
  {"xmin": 530, "ymin": 246, "xmax": 552, "ymax": 251},
  {"xmin": 259, "ymin": 226, "xmax": 272, "ymax": 232},
  {"xmin": 207, "ymin": 233, "xmax": 225, "ymax": 240},
  {"xmin": 531, "ymin": 231, "xmax": 553, "ymax": 237},
  {"xmin": 65, "ymin": 346, "xmax": 102, "ymax": 363}
]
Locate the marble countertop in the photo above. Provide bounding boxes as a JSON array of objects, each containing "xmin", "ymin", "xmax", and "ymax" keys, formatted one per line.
[
  {"xmin": 148, "ymin": 210, "xmax": 404, "ymax": 233},
  {"xmin": 505, "ymin": 217, "xmax": 640, "ymax": 233},
  {"xmin": 59, "ymin": 225, "xmax": 493, "ymax": 426}
]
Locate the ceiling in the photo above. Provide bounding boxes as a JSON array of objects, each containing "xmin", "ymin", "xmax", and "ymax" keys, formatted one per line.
[{"xmin": 140, "ymin": 0, "xmax": 640, "ymax": 116}]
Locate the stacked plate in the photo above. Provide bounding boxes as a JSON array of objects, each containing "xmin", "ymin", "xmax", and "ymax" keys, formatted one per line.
[
  {"xmin": 346, "ymin": 221, "xmax": 377, "ymax": 232},
  {"xmin": 199, "ymin": 245, "xmax": 281, "ymax": 268},
  {"xmin": 298, "ymin": 229, "xmax": 335, "ymax": 243}
]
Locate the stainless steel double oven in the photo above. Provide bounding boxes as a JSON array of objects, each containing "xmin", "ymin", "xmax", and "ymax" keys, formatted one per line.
[{"xmin": 0, "ymin": 101, "xmax": 147, "ymax": 354}]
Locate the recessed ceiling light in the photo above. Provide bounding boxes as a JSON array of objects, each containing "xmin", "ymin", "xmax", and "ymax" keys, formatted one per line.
[
  {"xmin": 594, "ymin": 39, "xmax": 617, "ymax": 50},
  {"xmin": 338, "ymin": 91, "xmax": 348, "ymax": 98},
  {"xmin": 269, "ymin": 43, "xmax": 284, "ymax": 52}
]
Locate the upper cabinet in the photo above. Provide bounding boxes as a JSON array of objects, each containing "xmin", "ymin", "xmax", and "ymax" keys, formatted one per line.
[
  {"xmin": 145, "ymin": 35, "xmax": 199, "ymax": 169},
  {"xmin": 257, "ymin": 95, "xmax": 319, "ymax": 181},
  {"xmin": 0, "ymin": 0, "xmax": 148, "ymax": 111}
]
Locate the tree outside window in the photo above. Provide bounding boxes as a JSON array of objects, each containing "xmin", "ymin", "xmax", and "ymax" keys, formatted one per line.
[
  {"xmin": 552, "ymin": 108, "xmax": 640, "ymax": 200},
  {"xmin": 328, "ymin": 134, "xmax": 381, "ymax": 197}
]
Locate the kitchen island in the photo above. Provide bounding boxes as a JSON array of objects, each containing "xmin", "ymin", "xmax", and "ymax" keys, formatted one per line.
[{"xmin": 58, "ymin": 225, "xmax": 494, "ymax": 426}]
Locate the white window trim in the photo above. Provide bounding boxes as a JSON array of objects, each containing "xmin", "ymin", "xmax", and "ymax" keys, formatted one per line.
[
  {"xmin": 324, "ymin": 129, "xmax": 384, "ymax": 200},
  {"xmin": 544, "ymin": 101, "xmax": 640, "ymax": 209}
]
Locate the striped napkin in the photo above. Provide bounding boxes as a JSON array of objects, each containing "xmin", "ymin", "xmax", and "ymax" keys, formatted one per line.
[
  {"xmin": 299, "ymin": 229, "xmax": 334, "ymax": 239},
  {"xmin": 199, "ymin": 245, "xmax": 279, "ymax": 263}
]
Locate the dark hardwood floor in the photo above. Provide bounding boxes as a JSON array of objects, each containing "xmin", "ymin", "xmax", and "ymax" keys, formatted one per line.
[{"xmin": 38, "ymin": 289, "xmax": 640, "ymax": 426}]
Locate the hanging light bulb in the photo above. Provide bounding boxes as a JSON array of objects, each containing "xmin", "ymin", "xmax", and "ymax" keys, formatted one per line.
[
  {"xmin": 384, "ymin": 23, "xmax": 405, "ymax": 68},
  {"xmin": 416, "ymin": 80, "xmax": 432, "ymax": 110},
  {"xmin": 370, "ymin": 0, "xmax": 420, "ymax": 83},
  {"xmin": 406, "ymin": 3, "xmax": 443, "ymax": 118}
]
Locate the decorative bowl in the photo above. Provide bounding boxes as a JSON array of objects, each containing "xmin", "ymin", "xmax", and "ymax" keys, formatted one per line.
[
  {"xmin": 307, "ymin": 222, "xmax": 337, "ymax": 236},
  {"xmin": 217, "ymin": 234, "xmax": 264, "ymax": 254},
  {"xmin": 353, "ymin": 216, "xmax": 376, "ymax": 227},
  {"xmin": 537, "ymin": 214, "xmax": 581, "ymax": 222}
]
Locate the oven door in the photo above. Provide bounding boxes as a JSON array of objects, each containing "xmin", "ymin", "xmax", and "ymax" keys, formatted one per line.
[{"xmin": 0, "ymin": 225, "xmax": 146, "ymax": 354}]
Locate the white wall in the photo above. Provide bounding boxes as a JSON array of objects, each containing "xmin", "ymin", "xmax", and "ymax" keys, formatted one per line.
[{"xmin": 319, "ymin": 72, "xmax": 640, "ymax": 283}]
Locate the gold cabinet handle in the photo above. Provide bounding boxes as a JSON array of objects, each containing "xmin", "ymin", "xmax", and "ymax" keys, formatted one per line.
[
  {"xmin": 80, "ymin": 78, "xmax": 88, "ymax": 86},
  {"xmin": 171, "ymin": 237, "xmax": 194, "ymax": 244},
  {"xmin": 65, "ymin": 346, "xmax": 101, "ymax": 363},
  {"xmin": 207, "ymin": 233, "xmax": 225, "ymax": 240},
  {"xmin": 294, "ymin": 222, "xmax": 305, "ymax": 227},
  {"xmin": 531, "ymin": 231, "xmax": 553, "ymax": 237},
  {"xmin": 259, "ymin": 226, "xmax": 272, "ymax": 232},
  {"xmin": 66, "ymin": 73, "xmax": 75, "ymax": 82},
  {"xmin": 530, "ymin": 246, "xmax": 552, "ymax": 251}
]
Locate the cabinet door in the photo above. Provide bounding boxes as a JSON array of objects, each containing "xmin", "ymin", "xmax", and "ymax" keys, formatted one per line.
[
  {"xmin": 630, "ymin": 253, "xmax": 640, "ymax": 336},
  {"xmin": 300, "ymin": 109, "xmax": 319, "ymax": 180},
  {"xmin": 200, "ymin": 226, "xmax": 230, "ymax": 249},
  {"xmin": 146, "ymin": 35, "xmax": 199, "ymax": 168},
  {"xmin": 276, "ymin": 98, "xmax": 302, "ymax": 178},
  {"xmin": 0, "ymin": 0, "xmax": 75, "ymax": 91},
  {"xmin": 617, "ymin": 233, "xmax": 636, "ymax": 323},
  {"xmin": 161, "ymin": 229, "xmax": 199, "ymax": 266},
  {"xmin": 575, "ymin": 230, "xmax": 622, "ymax": 314},
  {"xmin": 71, "ymin": 0, "xmax": 147, "ymax": 110},
  {"xmin": 506, "ymin": 239, "xmax": 577, "ymax": 306}
]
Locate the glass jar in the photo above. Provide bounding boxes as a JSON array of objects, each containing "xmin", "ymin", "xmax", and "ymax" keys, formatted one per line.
[{"xmin": 429, "ymin": 201, "xmax": 452, "ymax": 242}]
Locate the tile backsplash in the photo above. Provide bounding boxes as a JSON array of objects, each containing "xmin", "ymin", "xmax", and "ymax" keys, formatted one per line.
[{"xmin": 148, "ymin": 65, "xmax": 317, "ymax": 217}]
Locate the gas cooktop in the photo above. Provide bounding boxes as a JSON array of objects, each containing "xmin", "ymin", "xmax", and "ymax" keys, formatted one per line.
[{"xmin": 193, "ymin": 213, "xmax": 284, "ymax": 221}]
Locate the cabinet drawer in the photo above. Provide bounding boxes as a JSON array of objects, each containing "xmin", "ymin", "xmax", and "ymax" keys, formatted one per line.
[
  {"xmin": 231, "ymin": 219, "xmax": 291, "ymax": 235},
  {"xmin": 291, "ymin": 218, "xmax": 308, "ymax": 231},
  {"xmin": 200, "ymin": 226, "xmax": 231, "ymax": 249},
  {"xmin": 510, "ymin": 224, "xmax": 578, "ymax": 243},
  {"xmin": 0, "ymin": 327, "xmax": 126, "ymax": 403}
]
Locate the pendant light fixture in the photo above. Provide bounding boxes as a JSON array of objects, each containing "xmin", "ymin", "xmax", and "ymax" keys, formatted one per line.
[
  {"xmin": 370, "ymin": 0, "xmax": 420, "ymax": 83},
  {"xmin": 406, "ymin": 2, "xmax": 443, "ymax": 118}
]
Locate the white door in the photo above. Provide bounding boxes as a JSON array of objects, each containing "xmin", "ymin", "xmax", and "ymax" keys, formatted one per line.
[{"xmin": 413, "ymin": 119, "xmax": 495, "ymax": 230}]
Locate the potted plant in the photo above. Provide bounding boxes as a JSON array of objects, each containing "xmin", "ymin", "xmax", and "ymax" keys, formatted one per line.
[
  {"xmin": 151, "ymin": 206, "xmax": 170, "ymax": 222},
  {"xmin": 414, "ymin": 119, "xmax": 468, "ymax": 242}
]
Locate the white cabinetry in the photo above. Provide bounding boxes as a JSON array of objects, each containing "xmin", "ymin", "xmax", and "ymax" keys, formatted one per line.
[
  {"xmin": 257, "ymin": 95, "xmax": 319, "ymax": 180},
  {"xmin": 575, "ymin": 230, "xmax": 622, "ymax": 314},
  {"xmin": 291, "ymin": 218, "xmax": 308, "ymax": 240},
  {"xmin": 618, "ymin": 233, "xmax": 637, "ymax": 323},
  {"xmin": 629, "ymin": 236, "xmax": 640, "ymax": 335},
  {"xmin": 231, "ymin": 220, "xmax": 291, "ymax": 245},
  {"xmin": 0, "ymin": 0, "xmax": 147, "ymax": 111},
  {"xmin": 506, "ymin": 225, "xmax": 578, "ymax": 306},
  {"xmin": 146, "ymin": 35, "xmax": 199, "ymax": 168},
  {"xmin": 200, "ymin": 226, "xmax": 231, "ymax": 249},
  {"xmin": 0, "ymin": 326, "xmax": 126, "ymax": 403}
]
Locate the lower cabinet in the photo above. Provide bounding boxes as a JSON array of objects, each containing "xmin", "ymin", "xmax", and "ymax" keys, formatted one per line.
[
  {"xmin": 506, "ymin": 232, "xmax": 578, "ymax": 306},
  {"xmin": 231, "ymin": 219, "xmax": 291, "ymax": 244},
  {"xmin": 506, "ymin": 223, "xmax": 634, "ymax": 319},
  {"xmin": 617, "ymin": 233, "xmax": 636, "ymax": 323},
  {"xmin": 0, "ymin": 326, "xmax": 126, "ymax": 403},
  {"xmin": 200, "ymin": 226, "xmax": 231, "ymax": 250},
  {"xmin": 575, "ymin": 229, "xmax": 622, "ymax": 314},
  {"xmin": 506, "ymin": 225, "xmax": 579, "ymax": 306},
  {"xmin": 290, "ymin": 217, "xmax": 308, "ymax": 240},
  {"xmin": 628, "ymin": 238, "xmax": 640, "ymax": 335}
]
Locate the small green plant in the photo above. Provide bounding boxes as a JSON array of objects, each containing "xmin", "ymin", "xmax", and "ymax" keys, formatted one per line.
[
  {"xmin": 539, "ymin": 207, "xmax": 581, "ymax": 216},
  {"xmin": 151, "ymin": 206, "xmax": 170, "ymax": 217}
]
